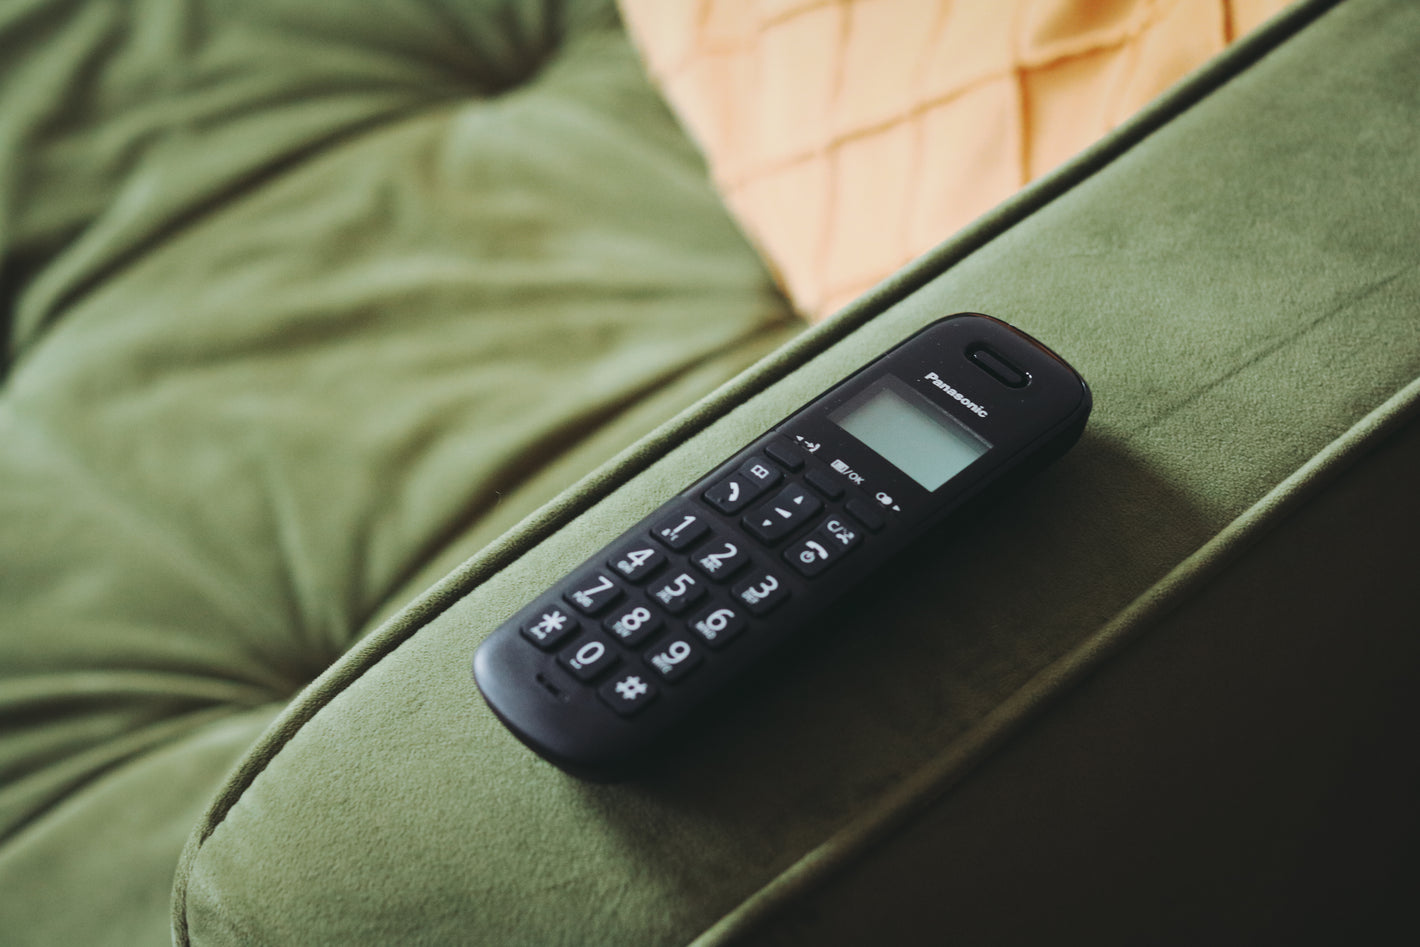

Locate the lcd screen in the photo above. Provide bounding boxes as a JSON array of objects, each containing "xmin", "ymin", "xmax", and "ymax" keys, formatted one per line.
[{"xmin": 830, "ymin": 377, "xmax": 990, "ymax": 491}]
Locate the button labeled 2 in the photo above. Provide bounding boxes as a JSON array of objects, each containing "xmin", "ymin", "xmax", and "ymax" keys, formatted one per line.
[{"xmin": 690, "ymin": 534, "xmax": 750, "ymax": 581}]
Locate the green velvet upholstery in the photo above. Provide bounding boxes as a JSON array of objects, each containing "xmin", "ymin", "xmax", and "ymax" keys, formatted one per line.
[{"xmin": 3, "ymin": 0, "xmax": 1418, "ymax": 945}]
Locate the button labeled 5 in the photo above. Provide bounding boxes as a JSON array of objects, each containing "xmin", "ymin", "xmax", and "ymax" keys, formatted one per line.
[{"xmin": 650, "ymin": 571, "xmax": 706, "ymax": 614}]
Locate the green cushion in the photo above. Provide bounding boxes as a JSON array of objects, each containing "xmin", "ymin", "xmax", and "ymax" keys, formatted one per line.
[{"xmin": 0, "ymin": 2, "xmax": 795, "ymax": 944}]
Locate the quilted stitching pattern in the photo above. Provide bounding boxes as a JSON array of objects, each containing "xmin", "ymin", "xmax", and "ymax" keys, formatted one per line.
[{"xmin": 620, "ymin": 0, "xmax": 1293, "ymax": 318}]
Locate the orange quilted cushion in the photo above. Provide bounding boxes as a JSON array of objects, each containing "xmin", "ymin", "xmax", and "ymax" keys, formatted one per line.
[{"xmin": 620, "ymin": 0, "xmax": 1293, "ymax": 320}]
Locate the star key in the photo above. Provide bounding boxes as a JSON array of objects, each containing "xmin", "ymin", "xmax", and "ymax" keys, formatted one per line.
[{"xmin": 519, "ymin": 606, "xmax": 579, "ymax": 650}]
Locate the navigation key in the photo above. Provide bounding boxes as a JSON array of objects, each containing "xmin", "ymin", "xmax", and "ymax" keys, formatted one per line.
[{"xmin": 743, "ymin": 484, "xmax": 822, "ymax": 543}]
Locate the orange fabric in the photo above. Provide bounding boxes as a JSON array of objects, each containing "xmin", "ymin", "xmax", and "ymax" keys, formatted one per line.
[{"xmin": 619, "ymin": 0, "xmax": 1294, "ymax": 320}]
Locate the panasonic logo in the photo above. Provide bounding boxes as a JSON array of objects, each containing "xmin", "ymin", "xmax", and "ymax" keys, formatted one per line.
[{"xmin": 923, "ymin": 371, "xmax": 988, "ymax": 417}]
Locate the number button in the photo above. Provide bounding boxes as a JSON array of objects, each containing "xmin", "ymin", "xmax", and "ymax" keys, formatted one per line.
[
  {"xmin": 732, "ymin": 569, "xmax": 790, "ymax": 616},
  {"xmin": 689, "ymin": 533, "xmax": 750, "ymax": 581},
  {"xmin": 598, "ymin": 672, "xmax": 658, "ymax": 717},
  {"xmin": 602, "ymin": 599, "xmax": 663, "ymax": 647},
  {"xmin": 651, "ymin": 504, "xmax": 711, "ymax": 551},
  {"xmin": 557, "ymin": 633, "xmax": 620, "ymax": 682},
  {"xmin": 645, "ymin": 637, "xmax": 703, "ymax": 683},
  {"xmin": 689, "ymin": 604, "xmax": 747, "ymax": 648},
  {"xmin": 744, "ymin": 483, "xmax": 822, "ymax": 543},
  {"xmin": 608, "ymin": 543, "xmax": 666, "ymax": 583},
  {"xmin": 520, "ymin": 606, "xmax": 580, "ymax": 650},
  {"xmin": 563, "ymin": 571, "xmax": 624, "ymax": 616},
  {"xmin": 648, "ymin": 570, "xmax": 706, "ymax": 615}
]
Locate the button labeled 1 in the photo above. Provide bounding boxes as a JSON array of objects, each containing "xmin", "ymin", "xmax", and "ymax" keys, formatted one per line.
[
  {"xmin": 602, "ymin": 599, "xmax": 663, "ymax": 647},
  {"xmin": 651, "ymin": 504, "xmax": 710, "ymax": 550}
]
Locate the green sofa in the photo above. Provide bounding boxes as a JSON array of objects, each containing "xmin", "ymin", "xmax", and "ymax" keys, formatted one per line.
[{"xmin": 3, "ymin": 0, "xmax": 1417, "ymax": 944}]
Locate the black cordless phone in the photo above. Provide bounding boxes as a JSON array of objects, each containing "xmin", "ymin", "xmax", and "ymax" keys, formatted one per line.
[{"xmin": 473, "ymin": 313, "xmax": 1091, "ymax": 779}]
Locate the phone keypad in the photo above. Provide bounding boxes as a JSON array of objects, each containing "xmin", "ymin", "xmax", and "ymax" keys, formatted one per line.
[{"xmin": 517, "ymin": 436, "xmax": 880, "ymax": 716}]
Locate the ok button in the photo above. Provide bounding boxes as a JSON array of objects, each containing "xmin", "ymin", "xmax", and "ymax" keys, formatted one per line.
[{"xmin": 743, "ymin": 483, "xmax": 821, "ymax": 543}]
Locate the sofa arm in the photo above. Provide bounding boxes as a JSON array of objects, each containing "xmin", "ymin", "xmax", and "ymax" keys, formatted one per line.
[{"xmin": 176, "ymin": 0, "xmax": 1420, "ymax": 943}]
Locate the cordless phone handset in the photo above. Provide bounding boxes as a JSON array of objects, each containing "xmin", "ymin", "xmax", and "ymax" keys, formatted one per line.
[{"xmin": 472, "ymin": 313, "xmax": 1091, "ymax": 779}]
